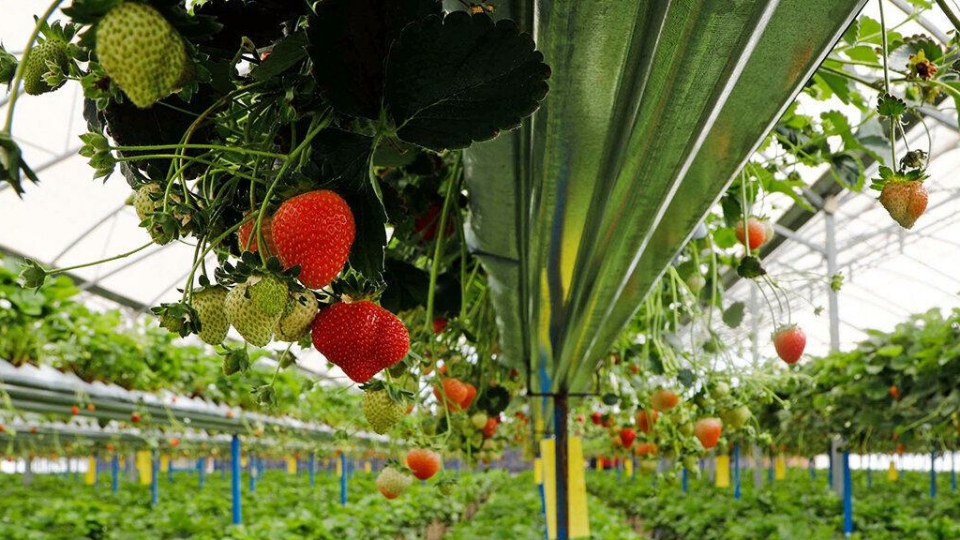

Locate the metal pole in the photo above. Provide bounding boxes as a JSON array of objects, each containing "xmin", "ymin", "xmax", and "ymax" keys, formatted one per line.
[
  {"xmin": 231, "ymin": 435, "xmax": 241, "ymax": 525},
  {"xmin": 554, "ymin": 393, "xmax": 569, "ymax": 540},
  {"xmin": 198, "ymin": 457, "xmax": 205, "ymax": 491},
  {"xmin": 824, "ymin": 196, "xmax": 840, "ymax": 352},
  {"xmin": 339, "ymin": 453, "xmax": 347, "ymax": 506},
  {"xmin": 682, "ymin": 467, "xmax": 688, "ymax": 493},
  {"xmin": 249, "ymin": 453, "xmax": 256, "ymax": 493},
  {"xmin": 151, "ymin": 450, "xmax": 159, "ymax": 507},
  {"xmin": 930, "ymin": 451, "xmax": 937, "ymax": 498},
  {"xmin": 733, "ymin": 444, "xmax": 741, "ymax": 500},
  {"xmin": 843, "ymin": 451, "xmax": 853, "ymax": 536},
  {"xmin": 309, "ymin": 452, "xmax": 316, "ymax": 487},
  {"xmin": 111, "ymin": 454, "xmax": 119, "ymax": 494}
]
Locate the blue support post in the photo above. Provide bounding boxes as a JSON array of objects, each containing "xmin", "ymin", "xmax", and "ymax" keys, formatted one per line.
[
  {"xmin": 454, "ymin": 459, "xmax": 460, "ymax": 478},
  {"xmin": 339, "ymin": 453, "xmax": 348, "ymax": 506},
  {"xmin": 682, "ymin": 467, "xmax": 688, "ymax": 493},
  {"xmin": 231, "ymin": 435, "xmax": 242, "ymax": 525},
  {"xmin": 843, "ymin": 451, "xmax": 853, "ymax": 536},
  {"xmin": 733, "ymin": 444, "xmax": 741, "ymax": 501},
  {"xmin": 828, "ymin": 450, "xmax": 834, "ymax": 489},
  {"xmin": 198, "ymin": 457, "xmax": 206, "ymax": 491},
  {"xmin": 538, "ymin": 479, "xmax": 549, "ymax": 540},
  {"xmin": 809, "ymin": 458, "xmax": 816, "ymax": 480},
  {"xmin": 111, "ymin": 454, "xmax": 119, "ymax": 494},
  {"xmin": 309, "ymin": 452, "xmax": 316, "ymax": 487},
  {"xmin": 151, "ymin": 450, "xmax": 159, "ymax": 507},
  {"xmin": 221, "ymin": 459, "xmax": 226, "ymax": 480},
  {"xmin": 930, "ymin": 451, "xmax": 937, "ymax": 498},
  {"xmin": 553, "ymin": 393, "xmax": 569, "ymax": 540},
  {"xmin": 767, "ymin": 455, "xmax": 773, "ymax": 483},
  {"xmin": 952, "ymin": 453, "xmax": 957, "ymax": 492},
  {"xmin": 249, "ymin": 453, "xmax": 257, "ymax": 493}
]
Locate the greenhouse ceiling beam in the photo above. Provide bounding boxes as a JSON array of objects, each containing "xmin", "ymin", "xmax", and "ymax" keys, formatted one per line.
[
  {"xmin": 50, "ymin": 202, "xmax": 128, "ymax": 265},
  {"xmin": 890, "ymin": 0, "xmax": 953, "ymax": 43}
]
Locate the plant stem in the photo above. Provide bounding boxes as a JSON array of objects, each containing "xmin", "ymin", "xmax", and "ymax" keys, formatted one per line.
[
  {"xmin": 879, "ymin": 0, "xmax": 897, "ymax": 167},
  {"xmin": 935, "ymin": 0, "xmax": 960, "ymax": 35},
  {"xmin": 3, "ymin": 0, "xmax": 66, "ymax": 133},
  {"xmin": 424, "ymin": 153, "xmax": 463, "ymax": 334},
  {"xmin": 46, "ymin": 241, "xmax": 154, "ymax": 276},
  {"xmin": 113, "ymin": 144, "xmax": 286, "ymax": 160}
]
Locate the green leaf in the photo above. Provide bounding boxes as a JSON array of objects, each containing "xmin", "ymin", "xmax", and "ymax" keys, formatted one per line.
[
  {"xmin": 0, "ymin": 131, "xmax": 39, "ymax": 196},
  {"xmin": 843, "ymin": 45, "xmax": 878, "ymax": 64},
  {"xmin": 737, "ymin": 256, "xmax": 766, "ymax": 279},
  {"xmin": 306, "ymin": 0, "xmax": 441, "ymax": 119},
  {"xmin": 251, "ymin": 31, "xmax": 308, "ymax": 81},
  {"xmin": 876, "ymin": 345, "xmax": 904, "ymax": 357},
  {"xmin": 828, "ymin": 153, "xmax": 865, "ymax": 191},
  {"xmin": 0, "ymin": 44, "xmax": 17, "ymax": 85},
  {"xmin": 722, "ymin": 302, "xmax": 746, "ymax": 329},
  {"xmin": 385, "ymin": 12, "xmax": 551, "ymax": 151},
  {"xmin": 379, "ymin": 258, "xmax": 430, "ymax": 313},
  {"xmin": 876, "ymin": 93, "xmax": 907, "ymax": 118},
  {"xmin": 677, "ymin": 368, "xmax": 696, "ymax": 388}
]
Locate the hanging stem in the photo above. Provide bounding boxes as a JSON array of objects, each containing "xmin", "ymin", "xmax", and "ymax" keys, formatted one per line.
[
  {"xmin": 935, "ymin": 0, "xmax": 960, "ymax": 35},
  {"xmin": 878, "ymin": 0, "xmax": 897, "ymax": 167},
  {"xmin": 423, "ymin": 153, "xmax": 463, "ymax": 334},
  {"xmin": 3, "ymin": 0, "xmax": 65, "ymax": 133}
]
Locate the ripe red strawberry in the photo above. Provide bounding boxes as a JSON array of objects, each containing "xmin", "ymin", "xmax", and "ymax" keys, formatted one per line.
[
  {"xmin": 634, "ymin": 442, "xmax": 658, "ymax": 456},
  {"xmin": 890, "ymin": 385, "xmax": 900, "ymax": 401},
  {"xmin": 273, "ymin": 190, "xmax": 356, "ymax": 289},
  {"xmin": 695, "ymin": 418, "xmax": 722, "ymax": 449},
  {"xmin": 879, "ymin": 180, "xmax": 928, "ymax": 229},
  {"xmin": 238, "ymin": 212, "xmax": 278, "ymax": 256},
  {"xmin": 482, "ymin": 418, "xmax": 498, "ymax": 439},
  {"xmin": 636, "ymin": 409, "xmax": 658, "ymax": 434},
  {"xmin": 406, "ymin": 448, "xmax": 442, "ymax": 480},
  {"xmin": 312, "ymin": 301, "xmax": 410, "ymax": 383},
  {"xmin": 414, "ymin": 203, "xmax": 454, "ymax": 241},
  {"xmin": 170, "ymin": 438, "xmax": 180, "ymax": 448},
  {"xmin": 433, "ymin": 378, "xmax": 468, "ymax": 411},
  {"xmin": 86, "ymin": 404, "xmax": 96, "ymax": 412},
  {"xmin": 131, "ymin": 412, "xmax": 141, "ymax": 423},
  {"xmin": 459, "ymin": 383, "xmax": 477, "ymax": 410},
  {"xmin": 71, "ymin": 405, "xmax": 80, "ymax": 416},
  {"xmin": 0, "ymin": 425, "xmax": 5, "ymax": 433},
  {"xmin": 590, "ymin": 411, "xmax": 602, "ymax": 425},
  {"xmin": 772, "ymin": 325, "xmax": 806, "ymax": 365},
  {"xmin": 651, "ymin": 389, "xmax": 679, "ymax": 412},
  {"xmin": 377, "ymin": 466, "xmax": 412, "ymax": 499},
  {"xmin": 735, "ymin": 217, "xmax": 766, "ymax": 249},
  {"xmin": 619, "ymin": 427, "xmax": 636, "ymax": 448},
  {"xmin": 432, "ymin": 317, "xmax": 448, "ymax": 334}
]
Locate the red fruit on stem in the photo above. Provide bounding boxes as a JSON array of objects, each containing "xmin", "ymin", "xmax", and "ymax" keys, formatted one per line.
[
  {"xmin": 735, "ymin": 217, "xmax": 766, "ymax": 249},
  {"xmin": 695, "ymin": 418, "xmax": 722, "ymax": 449},
  {"xmin": 460, "ymin": 383, "xmax": 477, "ymax": 410},
  {"xmin": 590, "ymin": 411, "xmax": 602, "ymax": 425},
  {"xmin": 634, "ymin": 442, "xmax": 658, "ymax": 456},
  {"xmin": 482, "ymin": 418, "xmax": 498, "ymax": 439},
  {"xmin": 772, "ymin": 325, "xmax": 806, "ymax": 365},
  {"xmin": 273, "ymin": 190, "xmax": 356, "ymax": 289},
  {"xmin": 879, "ymin": 180, "xmax": 928, "ymax": 229},
  {"xmin": 131, "ymin": 413, "xmax": 141, "ymax": 423},
  {"xmin": 433, "ymin": 378, "xmax": 469, "ymax": 411},
  {"xmin": 636, "ymin": 410, "xmax": 658, "ymax": 434},
  {"xmin": 237, "ymin": 212, "xmax": 278, "ymax": 255},
  {"xmin": 432, "ymin": 317, "xmax": 448, "ymax": 334},
  {"xmin": 414, "ymin": 204, "xmax": 454, "ymax": 242},
  {"xmin": 312, "ymin": 301, "xmax": 410, "ymax": 383},
  {"xmin": 650, "ymin": 389, "xmax": 679, "ymax": 412},
  {"xmin": 170, "ymin": 438, "xmax": 180, "ymax": 448},
  {"xmin": 86, "ymin": 403, "xmax": 96, "ymax": 411},
  {"xmin": 70, "ymin": 405, "xmax": 80, "ymax": 415},
  {"xmin": 890, "ymin": 385, "xmax": 900, "ymax": 401},
  {"xmin": 619, "ymin": 427, "xmax": 637, "ymax": 448},
  {"xmin": 406, "ymin": 448, "xmax": 442, "ymax": 480}
]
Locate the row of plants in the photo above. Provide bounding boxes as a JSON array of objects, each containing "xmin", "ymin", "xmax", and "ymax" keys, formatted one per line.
[
  {"xmin": 0, "ymin": 468, "xmax": 503, "ymax": 540},
  {"xmin": 588, "ymin": 467, "xmax": 960, "ymax": 540}
]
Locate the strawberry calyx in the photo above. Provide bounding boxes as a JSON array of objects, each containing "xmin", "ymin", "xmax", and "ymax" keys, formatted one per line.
[{"xmin": 870, "ymin": 164, "xmax": 927, "ymax": 191}]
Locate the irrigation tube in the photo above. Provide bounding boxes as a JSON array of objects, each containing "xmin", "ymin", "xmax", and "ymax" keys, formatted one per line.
[
  {"xmin": 842, "ymin": 451, "xmax": 853, "ymax": 536},
  {"xmin": 231, "ymin": 435, "xmax": 241, "ymax": 525}
]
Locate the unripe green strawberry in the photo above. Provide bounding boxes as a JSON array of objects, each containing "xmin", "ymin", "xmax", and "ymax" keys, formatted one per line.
[
  {"xmin": 132, "ymin": 184, "xmax": 171, "ymax": 243},
  {"xmin": 23, "ymin": 40, "xmax": 69, "ymax": 95},
  {"xmin": 192, "ymin": 286, "xmax": 230, "ymax": 345},
  {"xmin": 275, "ymin": 290, "xmax": 319, "ymax": 342},
  {"xmin": 376, "ymin": 466, "xmax": 412, "ymax": 499},
  {"xmin": 362, "ymin": 389, "xmax": 406, "ymax": 434},
  {"xmin": 248, "ymin": 274, "xmax": 287, "ymax": 316},
  {"xmin": 225, "ymin": 276, "xmax": 281, "ymax": 347},
  {"xmin": 471, "ymin": 412, "xmax": 489, "ymax": 430},
  {"xmin": 96, "ymin": 2, "xmax": 188, "ymax": 108},
  {"xmin": 438, "ymin": 479, "xmax": 456, "ymax": 496}
]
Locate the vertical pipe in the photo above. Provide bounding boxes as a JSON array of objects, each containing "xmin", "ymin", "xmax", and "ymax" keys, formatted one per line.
[
  {"xmin": 733, "ymin": 444, "xmax": 741, "ymax": 500},
  {"xmin": 809, "ymin": 457, "xmax": 816, "ymax": 480},
  {"xmin": 339, "ymin": 453, "xmax": 348, "ymax": 506},
  {"xmin": 309, "ymin": 452, "xmax": 316, "ymax": 487},
  {"xmin": 930, "ymin": 451, "xmax": 937, "ymax": 498},
  {"xmin": 824, "ymin": 197, "xmax": 840, "ymax": 351},
  {"xmin": 249, "ymin": 453, "xmax": 257, "ymax": 493},
  {"xmin": 198, "ymin": 457, "xmax": 206, "ymax": 491},
  {"xmin": 231, "ymin": 436, "xmax": 242, "ymax": 525},
  {"xmin": 151, "ymin": 450, "xmax": 159, "ymax": 507},
  {"xmin": 111, "ymin": 454, "xmax": 119, "ymax": 494},
  {"xmin": 952, "ymin": 452, "xmax": 957, "ymax": 492},
  {"xmin": 554, "ymin": 393, "xmax": 569, "ymax": 540},
  {"xmin": 682, "ymin": 467, "xmax": 688, "ymax": 493},
  {"xmin": 828, "ymin": 446, "xmax": 834, "ymax": 489},
  {"xmin": 842, "ymin": 451, "xmax": 853, "ymax": 536}
]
